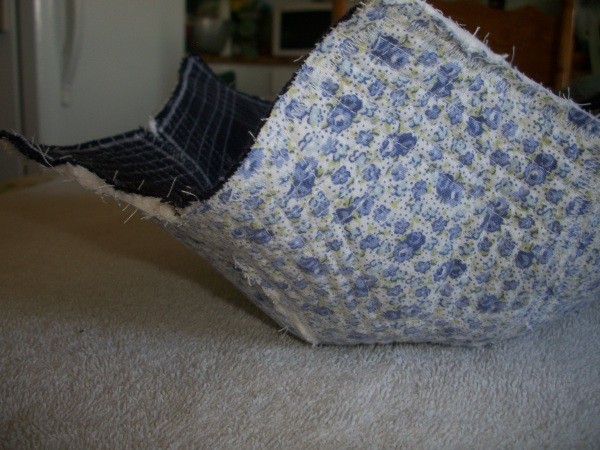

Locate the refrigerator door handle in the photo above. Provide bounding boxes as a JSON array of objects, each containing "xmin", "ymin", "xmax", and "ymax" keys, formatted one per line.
[{"xmin": 61, "ymin": 0, "xmax": 84, "ymax": 106}]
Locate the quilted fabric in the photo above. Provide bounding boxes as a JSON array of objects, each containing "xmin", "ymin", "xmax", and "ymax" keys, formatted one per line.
[
  {"xmin": 2, "ymin": 0, "xmax": 599, "ymax": 345},
  {"xmin": 1, "ymin": 57, "xmax": 271, "ymax": 208}
]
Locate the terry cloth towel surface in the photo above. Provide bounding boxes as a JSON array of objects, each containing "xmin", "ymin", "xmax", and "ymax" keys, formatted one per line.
[{"xmin": 1, "ymin": 0, "xmax": 599, "ymax": 345}]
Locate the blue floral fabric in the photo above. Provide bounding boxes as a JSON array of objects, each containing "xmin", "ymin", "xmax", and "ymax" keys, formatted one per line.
[
  {"xmin": 169, "ymin": 0, "xmax": 599, "ymax": 345},
  {"xmin": 3, "ymin": 0, "xmax": 599, "ymax": 345}
]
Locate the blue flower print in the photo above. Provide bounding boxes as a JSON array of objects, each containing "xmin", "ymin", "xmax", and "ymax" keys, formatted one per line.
[
  {"xmin": 349, "ymin": 150, "xmax": 365, "ymax": 163},
  {"xmin": 503, "ymin": 280, "xmax": 519, "ymax": 291},
  {"xmin": 272, "ymin": 148, "xmax": 289, "ymax": 168},
  {"xmin": 243, "ymin": 196, "xmax": 263, "ymax": 210},
  {"xmin": 469, "ymin": 75, "xmax": 483, "ymax": 91},
  {"xmin": 513, "ymin": 187, "xmax": 529, "ymax": 202},
  {"xmin": 296, "ymin": 256, "xmax": 328, "ymax": 276},
  {"xmin": 438, "ymin": 284, "xmax": 454, "ymax": 298},
  {"xmin": 369, "ymin": 80, "xmax": 385, "ymax": 97},
  {"xmin": 449, "ymin": 225, "xmax": 462, "ymax": 240},
  {"xmin": 425, "ymin": 105, "xmax": 441, "ymax": 120},
  {"xmin": 353, "ymin": 275, "xmax": 377, "ymax": 297},
  {"xmin": 288, "ymin": 236, "xmax": 305, "ymax": 249},
  {"xmin": 415, "ymin": 286, "xmax": 431, "ymax": 298},
  {"xmin": 542, "ymin": 104, "xmax": 557, "ymax": 120},
  {"xmin": 459, "ymin": 151, "xmax": 474, "ymax": 166},
  {"xmin": 566, "ymin": 196, "xmax": 591, "ymax": 216},
  {"xmin": 498, "ymin": 235, "xmax": 516, "ymax": 257},
  {"xmin": 231, "ymin": 228, "xmax": 245, "ymax": 239},
  {"xmin": 284, "ymin": 99, "xmax": 308, "ymax": 119},
  {"xmin": 218, "ymin": 188, "xmax": 232, "ymax": 204},
  {"xmin": 380, "ymin": 133, "xmax": 418, "ymax": 158},
  {"xmin": 418, "ymin": 51, "xmax": 438, "ymax": 66},
  {"xmin": 362, "ymin": 164, "xmax": 381, "ymax": 182},
  {"xmin": 405, "ymin": 231, "xmax": 426, "ymax": 250},
  {"xmin": 239, "ymin": 148, "xmax": 264, "ymax": 179},
  {"xmin": 288, "ymin": 157, "xmax": 318, "ymax": 198},
  {"xmin": 321, "ymin": 78, "xmax": 338, "ymax": 97},
  {"xmin": 379, "ymin": 266, "xmax": 398, "ymax": 280},
  {"xmin": 356, "ymin": 130, "xmax": 374, "ymax": 146},
  {"xmin": 432, "ymin": 217, "xmax": 448, "ymax": 233},
  {"xmin": 523, "ymin": 138, "xmax": 539, "ymax": 154},
  {"xmin": 583, "ymin": 157, "xmax": 600, "ymax": 171},
  {"xmin": 478, "ymin": 236, "xmax": 493, "ymax": 252},
  {"xmin": 414, "ymin": 261, "xmax": 431, "ymax": 273},
  {"xmin": 467, "ymin": 116, "xmax": 484, "ymax": 137},
  {"xmin": 412, "ymin": 180, "xmax": 428, "ymax": 200},
  {"xmin": 495, "ymin": 78, "xmax": 509, "ymax": 95},
  {"xmin": 335, "ymin": 195, "xmax": 373, "ymax": 224},
  {"xmin": 447, "ymin": 102, "xmax": 465, "ymax": 125},
  {"xmin": 567, "ymin": 107, "xmax": 592, "ymax": 128},
  {"xmin": 429, "ymin": 145, "xmax": 443, "ymax": 161},
  {"xmin": 434, "ymin": 261, "xmax": 451, "ymax": 281},
  {"xmin": 533, "ymin": 245, "xmax": 553, "ymax": 264},
  {"xmin": 292, "ymin": 278, "xmax": 308, "ymax": 290},
  {"xmin": 438, "ymin": 62, "xmax": 462, "ymax": 84},
  {"xmin": 502, "ymin": 120, "xmax": 518, "ymax": 138},
  {"xmin": 535, "ymin": 153, "xmax": 557, "ymax": 172},
  {"xmin": 579, "ymin": 232, "xmax": 594, "ymax": 251},
  {"xmin": 245, "ymin": 227, "xmax": 273, "ymax": 245},
  {"xmin": 312, "ymin": 306, "xmax": 334, "ymax": 317},
  {"xmin": 491, "ymin": 150, "xmax": 510, "ymax": 167},
  {"xmin": 390, "ymin": 89, "xmax": 407, "ymax": 106},
  {"xmin": 373, "ymin": 205, "xmax": 391, "ymax": 223},
  {"xmin": 326, "ymin": 240, "xmax": 341, "ymax": 251},
  {"xmin": 371, "ymin": 34, "xmax": 412, "ymax": 69},
  {"xmin": 545, "ymin": 188, "xmax": 563, "ymax": 204},
  {"xmin": 366, "ymin": 5, "xmax": 386, "ymax": 20},
  {"xmin": 515, "ymin": 250, "xmax": 534, "ymax": 269},
  {"xmin": 518, "ymin": 216, "xmax": 535, "ymax": 229},
  {"xmin": 285, "ymin": 205, "xmax": 303, "ymax": 220},
  {"xmin": 327, "ymin": 95, "xmax": 362, "ymax": 133},
  {"xmin": 436, "ymin": 173, "xmax": 463, "ymax": 206},
  {"xmin": 408, "ymin": 304, "xmax": 425, "ymax": 317},
  {"xmin": 384, "ymin": 304, "xmax": 422, "ymax": 319},
  {"xmin": 335, "ymin": 207, "xmax": 354, "ymax": 224},
  {"xmin": 357, "ymin": 194, "xmax": 375, "ymax": 217},
  {"xmin": 476, "ymin": 272, "xmax": 490, "ymax": 284},
  {"xmin": 564, "ymin": 144, "xmax": 579, "ymax": 160},
  {"xmin": 394, "ymin": 232, "xmax": 425, "ymax": 262},
  {"xmin": 332, "ymin": 166, "xmax": 350, "ymax": 185},
  {"xmin": 549, "ymin": 220, "xmax": 562, "ymax": 235},
  {"xmin": 523, "ymin": 162, "xmax": 546, "ymax": 186},
  {"xmin": 394, "ymin": 219, "xmax": 410, "ymax": 235},
  {"xmin": 434, "ymin": 259, "xmax": 467, "ymax": 281},
  {"xmin": 339, "ymin": 38, "xmax": 358, "ymax": 56},
  {"xmin": 482, "ymin": 212, "xmax": 504, "ymax": 233},
  {"xmin": 360, "ymin": 235, "xmax": 380, "ymax": 250},
  {"xmin": 431, "ymin": 62, "xmax": 462, "ymax": 97},
  {"xmin": 492, "ymin": 197, "xmax": 510, "ymax": 217},
  {"xmin": 295, "ymin": 65, "xmax": 313, "ymax": 83},
  {"xmin": 393, "ymin": 243, "xmax": 413, "ymax": 263},
  {"xmin": 366, "ymin": 299, "xmax": 382, "ymax": 313},
  {"xmin": 309, "ymin": 191, "xmax": 330, "ymax": 218},
  {"xmin": 343, "ymin": 297, "xmax": 359, "ymax": 311},
  {"xmin": 482, "ymin": 107, "xmax": 501, "ymax": 129},
  {"xmin": 383, "ymin": 309, "xmax": 401, "ymax": 320},
  {"xmin": 477, "ymin": 294, "xmax": 503, "ymax": 313}
]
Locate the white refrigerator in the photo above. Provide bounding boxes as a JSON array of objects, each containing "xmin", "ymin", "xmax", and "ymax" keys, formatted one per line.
[{"xmin": 0, "ymin": 0, "xmax": 185, "ymax": 180}]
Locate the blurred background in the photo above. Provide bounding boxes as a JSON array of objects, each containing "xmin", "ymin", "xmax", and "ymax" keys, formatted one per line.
[{"xmin": 0, "ymin": 0, "xmax": 598, "ymax": 181}]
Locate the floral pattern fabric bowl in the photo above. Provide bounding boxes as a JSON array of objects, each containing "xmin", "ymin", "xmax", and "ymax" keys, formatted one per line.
[{"xmin": 2, "ymin": 0, "xmax": 599, "ymax": 345}]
